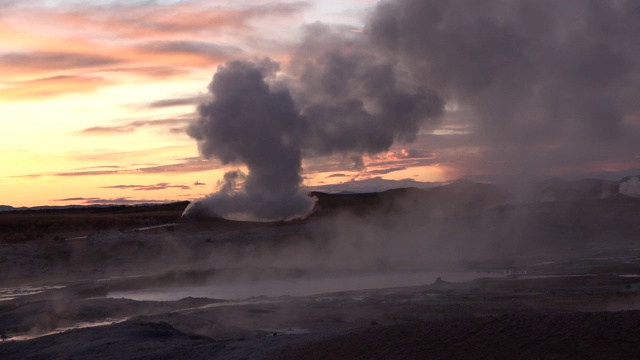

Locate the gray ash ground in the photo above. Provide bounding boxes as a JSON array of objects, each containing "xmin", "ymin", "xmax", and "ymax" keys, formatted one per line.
[
  {"xmin": 2, "ymin": 271, "xmax": 640, "ymax": 359},
  {"xmin": 3, "ymin": 185, "xmax": 640, "ymax": 359},
  {"xmin": 2, "ymin": 224, "xmax": 640, "ymax": 359}
]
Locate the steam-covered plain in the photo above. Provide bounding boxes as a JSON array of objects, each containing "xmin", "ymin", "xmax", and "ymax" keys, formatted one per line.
[{"xmin": 4, "ymin": 177, "xmax": 640, "ymax": 358}]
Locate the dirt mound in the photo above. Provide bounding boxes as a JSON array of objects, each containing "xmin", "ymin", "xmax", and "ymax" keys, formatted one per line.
[{"xmin": 0, "ymin": 321, "xmax": 220, "ymax": 360}]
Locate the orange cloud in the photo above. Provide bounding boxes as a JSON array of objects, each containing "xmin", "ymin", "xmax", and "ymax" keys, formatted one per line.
[
  {"xmin": 0, "ymin": 1, "xmax": 308, "ymax": 98},
  {"xmin": 101, "ymin": 183, "xmax": 191, "ymax": 191},
  {"xmin": 0, "ymin": 51, "xmax": 120, "ymax": 72},
  {"xmin": 51, "ymin": 197, "xmax": 173, "ymax": 205},
  {"xmin": 14, "ymin": 159, "xmax": 219, "ymax": 178},
  {"xmin": 80, "ymin": 118, "xmax": 191, "ymax": 135},
  {"xmin": 137, "ymin": 160, "xmax": 219, "ymax": 175},
  {"xmin": 365, "ymin": 148, "xmax": 434, "ymax": 162},
  {"xmin": 39, "ymin": 2, "xmax": 308, "ymax": 40},
  {"xmin": 0, "ymin": 46, "xmax": 222, "ymax": 83},
  {"xmin": 0, "ymin": 75, "xmax": 110, "ymax": 101},
  {"xmin": 144, "ymin": 95, "xmax": 211, "ymax": 109},
  {"xmin": 66, "ymin": 146, "xmax": 192, "ymax": 163}
]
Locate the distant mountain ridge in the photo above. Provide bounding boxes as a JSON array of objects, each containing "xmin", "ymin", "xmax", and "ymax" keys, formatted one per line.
[
  {"xmin": 305, "ymin": 177, "xmax": 442, "ymax": 194},
  {"xmin": 2, "ymin": 176, "xmax": 639, "ymax": 213},
  {"xmin": 0, "ymin": 202, "xmax": 188, "ymax": 213},
  {"xmin": 309, "ymin": 175, "xmax": 640, "ymax": 218},
  {"xmin": 432, "ymin": 176, "xmax": 640, "ymax": 205}
]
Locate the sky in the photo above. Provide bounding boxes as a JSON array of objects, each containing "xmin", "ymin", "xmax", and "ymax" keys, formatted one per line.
[{"xmin": 2, "ymin": 0, "xmax": 640, "ymax": 208}]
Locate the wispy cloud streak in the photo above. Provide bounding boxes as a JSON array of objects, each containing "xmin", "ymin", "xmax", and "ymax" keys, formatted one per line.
[
  {"xmin": 80, "ymin": 118, "xmax": 191, "ymax": 135},
  {"xmin": 101, "ymin": 183, "xmax": 191, "ymax": 191},
  {"xmin": 13, "ymin": 159, "xmax": 219, "ymax": 178},
  {"xmin": 51, "ymin": 197, "xmax": 173, "ymax": 205}
]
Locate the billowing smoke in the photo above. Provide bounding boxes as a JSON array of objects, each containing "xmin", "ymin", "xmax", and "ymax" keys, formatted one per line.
[
  {"xmin": 185, "ymin": 59, "xmax": 315, "ymax": 220},
  {"xmin": 369, "ymin": 0, "xmax": 640, "ymax": 137},
  {"xmin": 185, "ymin": 25, "xmax": 443, "ymax": 220},
  {"xmin": 186, "ymin": 0, "xmax": 640, "ymax": 220},
  {"xmin": 367, "ymin": 0, "xmax": 640, "ymax": 176}
]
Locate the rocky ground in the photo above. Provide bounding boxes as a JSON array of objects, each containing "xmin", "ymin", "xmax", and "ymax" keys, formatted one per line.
[
  {"xmin": 2, "ymin": 182, "xmax": 640, "ymax": 359},
  {"xmin": 2, "ymin": 270, "xmax": 640, "ymax": 359}
]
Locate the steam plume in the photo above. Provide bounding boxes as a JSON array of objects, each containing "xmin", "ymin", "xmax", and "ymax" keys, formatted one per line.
[
  {"xmin": 186, "ymin": 0, "xmax": 640, "ymax": 220},
  {"xmin": 185, "ymin": 60, "xmax": 314, "ymax": 220},
  {"xmin": 185, "ymin": 23, "xmax": 443, "ymax": 220},
  {"xmin": 367, "ymin": 0, "xmax": 640, "ymax": 175}
]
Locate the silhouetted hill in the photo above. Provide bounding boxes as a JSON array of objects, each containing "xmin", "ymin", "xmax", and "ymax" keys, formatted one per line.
[
  {"xmin": 307, "ymin": 177, "xmax": 640, "ymax": 245},
  {"xmin": 4, "ymin": 176, "xmax": 640, "ymax": 244},
  {"xmin": 310, "ymin": 188, "xmax": 417, "ymax": 217},
  {"xmin": 0, "ymin": 202, "xmax": 191, "ymax": 243}
]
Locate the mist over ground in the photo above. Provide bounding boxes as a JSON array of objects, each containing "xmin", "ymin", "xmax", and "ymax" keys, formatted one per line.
[{"xmin": 3, "ymin": 179, "xmax": 640, "ymax": 359}]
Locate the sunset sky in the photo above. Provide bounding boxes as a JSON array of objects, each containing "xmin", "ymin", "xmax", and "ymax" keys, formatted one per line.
[
  {"xmin": 1, "ymin": 0, "xmax": 388, "ymax": 207},
  {"xmin": 2, "ymin": 0, "xmax": 640, "ymax": 208}
]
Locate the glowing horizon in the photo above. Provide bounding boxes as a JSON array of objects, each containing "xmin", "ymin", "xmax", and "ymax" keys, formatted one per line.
[{"xmin": 1, "ymin": 0, "xmax": 386, "ymax": 207}]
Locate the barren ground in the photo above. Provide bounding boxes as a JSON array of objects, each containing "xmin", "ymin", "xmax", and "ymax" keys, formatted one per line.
[{"xmin": 2, "ymin": 188, "xmax": 640, "ymax": 359}]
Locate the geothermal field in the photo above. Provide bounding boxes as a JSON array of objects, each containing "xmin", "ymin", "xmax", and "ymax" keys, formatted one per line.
[
  {"xmin": 2, "ymin": 178, "xmax": 640, "ymax": 359},
  {"xmin": 3, "ymin": 0, "xmax": 640, "ymax": 358}
]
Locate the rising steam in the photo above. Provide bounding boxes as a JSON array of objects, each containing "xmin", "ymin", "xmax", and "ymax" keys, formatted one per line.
[
  {"xmin": 185, "ymin": 0, "xmax": 640, "ymax": 220},
  {"xmin": 185, "ymin": 59, "xmax": 315, "ymax": 221},
  {"xmin": 185, "ymin": 26, "xmax": 443, "ymax": 220}
]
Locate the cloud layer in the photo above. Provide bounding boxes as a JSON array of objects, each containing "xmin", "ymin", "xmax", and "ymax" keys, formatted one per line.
[{"xmin": 0, "ymin": 1, "xmax": 310, "ymax": 100}]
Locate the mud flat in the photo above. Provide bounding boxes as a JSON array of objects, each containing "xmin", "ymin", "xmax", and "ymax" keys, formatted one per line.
[
  {"xmin": 3, "ymin": 268, "xmax": 640, "ymax": 359},
  {"xmin": 3, "ymin": 185, "xmax": 640, "ymax": 358}
]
